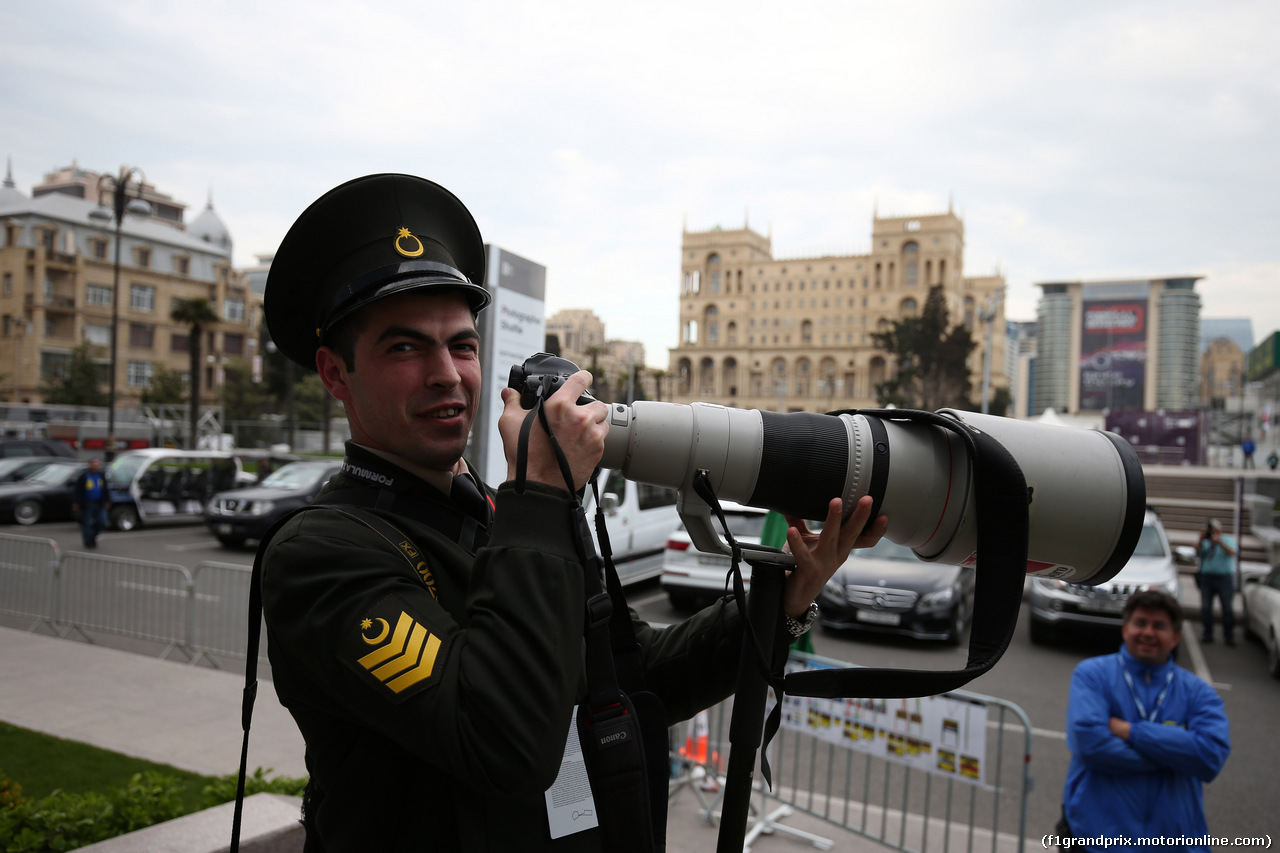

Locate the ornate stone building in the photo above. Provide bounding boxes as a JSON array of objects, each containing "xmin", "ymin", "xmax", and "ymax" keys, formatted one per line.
[
  {"xmin": 667, "ymin": 209, "xmax": 1007, "ymax": 413},
  {"xmin": 0, "ymin": 162, "xmax": 259, "ymax": 407}
]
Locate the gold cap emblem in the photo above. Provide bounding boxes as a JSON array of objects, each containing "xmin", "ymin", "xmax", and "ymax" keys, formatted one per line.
[{"xmin": 394, "ymin": 227, "xmax": 425, "ymax": 258}]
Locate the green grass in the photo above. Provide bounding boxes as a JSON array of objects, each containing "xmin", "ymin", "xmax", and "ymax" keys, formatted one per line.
[{"xmin": 0, "ymin": 721, "xmax": 215, "ymax": 812}]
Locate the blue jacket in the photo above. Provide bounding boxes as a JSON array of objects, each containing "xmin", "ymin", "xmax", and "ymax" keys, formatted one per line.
[{"xmin": 1063, "ymin": 647, "xmax": 1230, "ymax": 852}]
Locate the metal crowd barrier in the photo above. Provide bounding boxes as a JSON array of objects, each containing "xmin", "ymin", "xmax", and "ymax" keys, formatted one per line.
[
  {"xmin": 59, "ymin": 552, "xmax": 194, "ymax": 660},
  {"xmin": 0, "ymin": 532, "xmax": 60, "ymax": 632},
  {"xmin": 0, "ymin": 532, "xmax": 263, "ymax": 667},
  {"xmin": 668, "ymin": 650, "xmax": 1034, "ymax": 853},
  {"xmin": 189, "ymin": 561, "xmax": 268, "ymax": 667}
]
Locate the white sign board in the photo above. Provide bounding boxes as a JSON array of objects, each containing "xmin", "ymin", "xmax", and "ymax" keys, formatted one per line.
[
  {"xmin": 472, "ymin": 246, "xmax": 546, "ymax": 487},
  {"xmin": 777, "ymin": 655, "xmax": 990, "ymax": 786}
]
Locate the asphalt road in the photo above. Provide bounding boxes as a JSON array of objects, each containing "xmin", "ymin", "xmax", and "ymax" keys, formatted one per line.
[{"xmin": 7, "ymin": 518, "xmax": 1277, "ymax": 844}]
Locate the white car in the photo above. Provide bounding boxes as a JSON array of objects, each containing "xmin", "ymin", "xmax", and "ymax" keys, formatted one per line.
[
  {"xmin": 1242, "ymin": 564, "xmax": 1280, "ymax": 678},
  {"xmin": 585, "ymin": 469, "xmax": 680, "ymax": 586},
  {"xmin": 1026, "ymin": 508, "xmax": 1191, "ymax": 644},
  {"xmin": 661, "ymin": 502, "xmax": 770, "ymax": 611}
]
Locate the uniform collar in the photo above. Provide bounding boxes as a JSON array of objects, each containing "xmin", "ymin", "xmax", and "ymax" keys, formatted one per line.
[{"xmin": 351, "ymin": 443, "xmax": 465, "ymax": 496}]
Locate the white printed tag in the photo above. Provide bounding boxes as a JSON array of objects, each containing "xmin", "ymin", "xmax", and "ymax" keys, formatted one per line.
[{"xmin": 544, "ymin": 706, "xmax": 598, "ymax": 839}]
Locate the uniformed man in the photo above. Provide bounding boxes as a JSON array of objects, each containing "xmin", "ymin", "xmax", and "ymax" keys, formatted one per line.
[{"xmin": 260, "ymin": 173, "xmax": 886, "ymax": 851}]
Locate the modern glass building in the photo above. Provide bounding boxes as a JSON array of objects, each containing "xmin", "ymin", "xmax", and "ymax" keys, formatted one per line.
[{"xmin": 1032, "ymin": 277, "xmax": 1202, "ymax": 415}]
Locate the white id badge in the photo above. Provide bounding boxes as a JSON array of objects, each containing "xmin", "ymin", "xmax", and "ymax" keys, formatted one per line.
[{"xmin": 544, "ymin": 706, "xmax": 599, "ymax": 838}]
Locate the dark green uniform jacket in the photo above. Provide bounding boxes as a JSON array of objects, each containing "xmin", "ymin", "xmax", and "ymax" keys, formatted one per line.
[{"xmin": 263, "ymin": 443, "xmax": 769, "ymax": 851}]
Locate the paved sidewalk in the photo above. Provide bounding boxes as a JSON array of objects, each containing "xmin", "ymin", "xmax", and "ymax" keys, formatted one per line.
[{"xmin": 0, "ymin": 626, "xmax": 1038, "ymax": 852}]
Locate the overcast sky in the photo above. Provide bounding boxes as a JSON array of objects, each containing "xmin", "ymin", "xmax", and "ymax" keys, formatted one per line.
[{"xmin": 4, "ymin": 0, "xmax": 1277, "ymax": 367}]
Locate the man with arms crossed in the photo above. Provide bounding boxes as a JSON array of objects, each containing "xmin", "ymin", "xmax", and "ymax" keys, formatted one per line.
[
  {"xmin": 1061, "ymin": 590, "xmax": 1230, "ymax": 852},
  {"xmin": 260, "ymin": 174, "xmax": 887, "ymax": 851}
]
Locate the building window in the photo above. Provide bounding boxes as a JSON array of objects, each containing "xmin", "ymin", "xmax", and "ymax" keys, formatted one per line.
[
  {"xmin": 3, "ymin": 273, "xmax": 10, "ymax": 296},
  {"xmin": 128, "ymin": 361, "xmax": 154, "ymax": 387},
  {"xmin": 84, "ymin": 324, "xmax": 111, "ymax": 347},
  {"xmin": 129, "ymin": 323, "xmax": 155, "ymax": 348},
  {"xmin": 903, "ymin": 241, "xmax": 919, "ymax": 286},
  {"xmin": 41, "ymin": 351, "xmax": 72, "ymax": 381},
  {"xmin": 130, "ymin": 284, "xmax": 155, "ymax": 312},
  {"xmin": 135, "ymin": 247, "xmax": 151, "ymax": 268},
  {"xmin": 171, "ymin": 332, "xmax": 190, "ymax": 353},
  {"xmin": 224, "ymin": 298, "xmax": 245, "ymax": 322},
  {"xmin": 224, "ymin": 332, "xmax": 244, "ymax": 356},
  {"xmin": 92, "ymin": 239, "xmax": 108, "ymax": 260},
  {"xmin": 40, "ymin": 229, "xmax": 56, "ymax": 253},
  {"xmin": 86, "ymin": 285, "xmax": 112, "ymax": 306},
  {"xmin": 175, "ymin": 256, "xmax": 189, "ymax": 276}
]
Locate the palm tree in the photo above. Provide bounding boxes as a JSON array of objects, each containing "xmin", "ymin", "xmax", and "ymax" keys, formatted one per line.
[{"xmin": 171, "ymin": 298, "xmax": 218, "ymax": 449}]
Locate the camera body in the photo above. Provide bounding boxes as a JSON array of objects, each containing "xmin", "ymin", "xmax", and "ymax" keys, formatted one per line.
[{"xmin": 507, "ymin": 352, "xmax": 597, "ymax": 409}]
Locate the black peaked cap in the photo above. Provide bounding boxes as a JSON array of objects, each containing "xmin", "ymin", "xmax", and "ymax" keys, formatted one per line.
[{"xmin": 264, "ymin": 174, "xmax": 489, "ymax": 368}]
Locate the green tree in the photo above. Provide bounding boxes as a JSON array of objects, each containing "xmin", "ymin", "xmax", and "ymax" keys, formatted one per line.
[
  {"xmin": 292, "ymin": 374, "xmax": 333, "ymax": 425},
  {"xmin": 40, "ymin": 343, "xmax": 108, "ymax": 406},
  {"xmin": 649, "ymin": 368, "xmax": 667, "ymax": 402},
  {"xmin": 140, "ymin": 365, "xmax": 187, "ymax": 406},
  {"xmin": 871, "ymin": 285, "xmax": 976, "ymax": 411},
  {"xmin": 219, "ymin": 359, "xmax": 269, "ymax": 424},
  {"xmin": 171, "ymin": 298, "xmax": 218, "ymax": 449}
]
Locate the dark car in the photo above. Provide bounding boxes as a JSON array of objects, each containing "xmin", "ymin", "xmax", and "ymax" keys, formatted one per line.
[
  {"xmin": 0, "ymin": 456, "xmax": 70, "ymax": 483},
  {"xmin": 0, "ymin": 460, "xmax": 86, "ymax": 525},
  {"xmin": 0, "ymin": 438, "xmax": 75, "ymax": 459},
  {"xmin": 817, "ymin": 538, "xmax": 976, "ymax": 645},
  {"xmin": 204, "ymin": 460, "xmax": 342, "ymax": 547}
]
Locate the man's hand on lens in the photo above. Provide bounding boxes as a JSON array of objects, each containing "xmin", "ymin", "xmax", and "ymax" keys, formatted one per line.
[{"xmin": 782, "ymin": 496, "xmax": 887, "ymax": 619}]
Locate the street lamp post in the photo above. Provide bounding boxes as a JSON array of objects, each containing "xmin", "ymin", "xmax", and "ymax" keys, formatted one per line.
[{"xmin": 89, "ymin": 167, "xmax": 150, "ymax": 460}]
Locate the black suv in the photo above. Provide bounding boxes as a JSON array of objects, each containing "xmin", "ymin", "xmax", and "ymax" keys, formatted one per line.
[{"xmin": 0, "ymin": 439, "xmax": 75, "ymax": 459}]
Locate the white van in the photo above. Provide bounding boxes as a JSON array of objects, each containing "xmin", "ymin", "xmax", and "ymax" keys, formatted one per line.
[
  {"xmin": 105, "ymin": 449, "xmax": 244, "ymax": 530},
  {"xmin": 584, "ymin": 468, "xmax": 680, "ymax": 586}
]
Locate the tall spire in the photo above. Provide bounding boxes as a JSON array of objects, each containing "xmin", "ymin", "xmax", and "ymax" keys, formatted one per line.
[{"xmin": 4, "ymin": 156, "xmax": 14, "ymax": 188}]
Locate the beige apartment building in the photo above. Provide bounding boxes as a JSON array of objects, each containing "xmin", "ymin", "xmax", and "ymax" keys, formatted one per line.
[
  {"xmin": 668, "ymin": 208, "xmax": 1007, "ymax": 413},
  {"xmin": 546, "ymin": 307, "xmax": 652, "ymax": 401},
  {"xmin": 0, "ymin": 163, "xmax": 259, "ymax": 409}
]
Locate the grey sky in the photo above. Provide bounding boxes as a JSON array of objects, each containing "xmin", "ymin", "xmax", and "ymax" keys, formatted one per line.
[{"xmin": 4, "ymin": 0, "xmax": 1276, "ymax": 367}]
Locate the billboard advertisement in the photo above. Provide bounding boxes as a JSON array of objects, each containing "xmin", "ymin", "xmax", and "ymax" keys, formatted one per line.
[
  {"xmin": 470, "ymin": 246, "xmax": 547, "ymax": 486},
  {"xmin": 1079, "ymin": 285, "xmax": 1149, "ymax": 411}
]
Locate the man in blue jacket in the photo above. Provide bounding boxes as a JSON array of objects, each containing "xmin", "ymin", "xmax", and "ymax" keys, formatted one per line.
[
  {"xmin": 1061, "ymin": 590, "xmax": 1230, "ymax": 851},
  {"xmin": 71, "ymin": 457, "xmax": 110, "ymax": 548}
]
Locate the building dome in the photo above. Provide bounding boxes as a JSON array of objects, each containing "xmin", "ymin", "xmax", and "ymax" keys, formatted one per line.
[
  {"xmin": 0, "ymin": 158, "xmax": 27, "ymax": 208},
  {"xmin": 190, "ymin": 194, "xmax": 232, "ymax": 253}
]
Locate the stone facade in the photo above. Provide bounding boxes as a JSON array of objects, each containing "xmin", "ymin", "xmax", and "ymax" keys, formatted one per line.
[
  {"xmin": 545, "ymin": 307, "xmax": 651, "ymax": 402},
  {"xmin": 0, "ymin": 163, "xmax": 260, "ymax": 406},
  {"xmin": 667, "ymin": 210, "xmax": 1007, "ymax": 412},
  {"xmin": 1200, "ymin": 337, "xmax": 1245, "ymax": 407}
]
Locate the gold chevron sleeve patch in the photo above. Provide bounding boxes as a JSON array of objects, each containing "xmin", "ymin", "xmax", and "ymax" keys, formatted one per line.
[{"xmin": 344, "ymin": 594, "xmax": 449, "ymax": 702}]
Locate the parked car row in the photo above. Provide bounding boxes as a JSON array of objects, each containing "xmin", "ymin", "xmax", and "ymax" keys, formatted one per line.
[
  {"xmin": 0, "ymin": 449, "xmax": 342, "ymax": 548},
  {"xmin": 4, "ymin": 449, "xmax": 1278, "ymax": 666}
]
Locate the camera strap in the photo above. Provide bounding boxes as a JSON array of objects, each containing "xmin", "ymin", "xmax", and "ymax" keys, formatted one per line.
[
  {"xmin": 514, "ymin": 388, "xmax": 665, "ymax": 853},
  {"xmin": 781, "ymin": 408, "xmax": 1028, "ymax": 694}
]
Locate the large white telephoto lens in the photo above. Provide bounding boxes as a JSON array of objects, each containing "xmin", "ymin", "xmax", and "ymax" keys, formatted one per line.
[{"xmin": 599, "ymin": 402, "xmax": 1144, "ymax": 585}]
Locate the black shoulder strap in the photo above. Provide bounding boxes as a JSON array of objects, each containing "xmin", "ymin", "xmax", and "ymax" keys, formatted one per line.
[
  {"xmin": 230, "ymin": 498, "xmax": 456, "ymax": 851},
  {"xmin": 783, "ymin": 408, "xmax": 1028, "ymax": 699}
]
